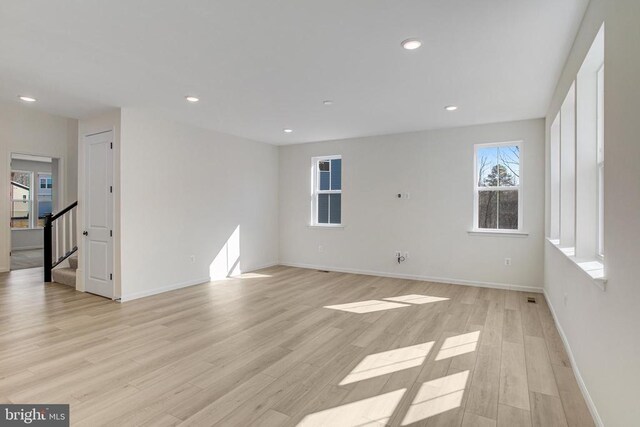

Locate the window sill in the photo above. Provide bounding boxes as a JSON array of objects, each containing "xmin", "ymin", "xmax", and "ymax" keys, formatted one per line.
[
  {"xmin": 547, "ymin": 238, "xmax": 607, "ymax": 291},
  {"xmin": 468, "ymin": 229, "xmax": 529, "ymax": 237},
  {"xmin": 308, "ymin": 224, "xmax": 345, "ymax": 229},
  {"xmin": 11, "ymin": 227, "xmax": 44, "ymax": 231}
]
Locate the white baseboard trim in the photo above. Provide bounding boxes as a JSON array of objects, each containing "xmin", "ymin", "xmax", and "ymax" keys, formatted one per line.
[
  {"xmin": 280, "ymin": 262, "xmax": 543, "ymax": 293},
  {"xmin": 75, "ymin": 268, "xmax": 84, "ymax": 292},
  {"xmin": 543, "ymin": 288, "xmax": 603, "ymax": 427},
  {"xmin": 119, "ymin": 276, "xmax": 211, "ymax": 302},
  {"xmin": 243, "ymin": 262, "xmax": 280, "ymax": 273},
  {"xmin": 117, "ymin": 259, "xmax": 540, "ymax": 301},
  {"xmin": 118, "ymin": 262, "xmax": 279, "ymax": 302}
]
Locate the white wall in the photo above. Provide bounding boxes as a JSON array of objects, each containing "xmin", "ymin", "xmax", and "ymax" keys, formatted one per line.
[
  {"xmin": 544, "ymin": 0, "xmax": 640, "ymax": 425},
  {"xmin": 279, "ymin": 119, "xmax": 545, "ymax": 291},
  {"xmin": 66, "ymin": 121, "xmax": 78, "ymax": 205},
  {"xmin": 0, "ymin": 101, "xmax": 77, "ymax": 272},
  {"xmin": 11, "ymin": 159, "xmax": 52, "ymax": 174},
  {"xmin": 118, "ymin": 108, "xmax": 279, "ymax": 301}
]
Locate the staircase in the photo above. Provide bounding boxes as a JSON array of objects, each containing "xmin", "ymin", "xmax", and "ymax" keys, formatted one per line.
[
  {"xmin": 52, "ymin": 256, "xmax": 78, "ymax": 287},
  {"xmin": 44, "ymin": 201, "xmax": 78, "ymax": 284}
]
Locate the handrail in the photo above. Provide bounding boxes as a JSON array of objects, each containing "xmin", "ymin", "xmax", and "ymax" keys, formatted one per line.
[
  {"xmin": 51, "ymin": 201, "xmax": 78, "ymax": 222},
  {"xmin": 44, "ymin": 201, "xmax": 78, "ymax": 282}
]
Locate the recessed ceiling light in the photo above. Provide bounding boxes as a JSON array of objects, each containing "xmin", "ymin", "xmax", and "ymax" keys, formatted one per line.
[
  {"xmin": 444, "ymin": 105, "xmax": 458, "ymax": 111},
  {"xmin": 401, "ymin": 38, "xmax": 422, "ymax": 50},
  {"xmin": 185, "ymin": 96, "xmax": 199, "ymax": 103},
  {"xmin": 323, "ymin": 100, "xmax": 334, "ymax": 105},
  {"xmin": 19, "ymin": 96, "xmax": 36, "ymax": 102},
  {"xmin": 283, "ymin": 128, "xmax": 293, "ymax": 133}
]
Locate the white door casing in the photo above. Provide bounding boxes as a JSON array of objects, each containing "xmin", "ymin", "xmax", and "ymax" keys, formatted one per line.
[{"xmin": 83, "ymin": 130, "xmax": 114, "ymax": 298}]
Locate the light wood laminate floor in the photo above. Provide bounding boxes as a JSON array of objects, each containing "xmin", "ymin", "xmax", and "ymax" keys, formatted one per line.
[{"xmin": 0, "ymin": 266, "xmax": 594, "ymax": 426}]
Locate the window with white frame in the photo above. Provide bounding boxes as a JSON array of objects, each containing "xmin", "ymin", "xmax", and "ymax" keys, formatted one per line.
[
  {"xmin": 312, "ymin": 155, "xmax": 342, "ymax": 225},
  {"xmin": 548, "ymin": 24, "xmax": 604, "ymax": 277},
  {"xmin": 596, "ymin": 64, "xmax": 604, "ymax": 258},
  {"xmin": 10, "ymin": 170, "xmax": 33, "ymax": 229},
  {"xmin": 39, "ymin": 176, "xmax": 52, "ymax": 189},
  {"xmin": 549, "ymin": 114, "xmax": 561, "ymax": 242},
  {"xmin": 37, "ymin": 173, "xmax": 53, "ymax": 227},
  {"xmin": 474, "ymin": 142, "xmax": 521, "ymax": 231},
  {"xmin": 560, "ymin": 83, "xmax": 576, "ymax": 248}
]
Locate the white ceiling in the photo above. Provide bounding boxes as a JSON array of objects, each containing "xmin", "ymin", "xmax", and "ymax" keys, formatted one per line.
[{"xmin": 0, "ymin": 0, "xmax": 588, "ymax": 145}]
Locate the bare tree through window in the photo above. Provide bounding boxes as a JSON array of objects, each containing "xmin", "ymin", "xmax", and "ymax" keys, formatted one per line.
[{"xmin": 476, "ymin": 144, "xmax": 520, "ymax": 230}]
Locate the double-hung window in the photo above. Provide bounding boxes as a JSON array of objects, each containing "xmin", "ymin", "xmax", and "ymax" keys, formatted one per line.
[
  {"xmin": 10, "ymin": 170, "xmax": 33, "ymax": 229},
  {"xmin": 37, "ymin": 173, "xmax": 53, "ymax": 226},
  {"xmin": 312, "ymin": 155, "xmax": 342, "ymax": 225},
  {"xmin": 474, "ymin": 142, "xmax": 522, "ymax": 231}
]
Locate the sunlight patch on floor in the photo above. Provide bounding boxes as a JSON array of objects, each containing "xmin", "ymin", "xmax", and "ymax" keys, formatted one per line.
[
  {"xmin": 297, "ymin": 389, "xmax": 406, "ymax": 427},
  {"xmin": 237, "ymin": 272, "xmax": 272, "ymax": 279},
  {"xmin": 340, "ymin": 342, "xmax": 435, "ymax": 385},
  {"xmin": 435, "ymin": 331, "xmax": 480, "ymax": 361},
  {"xmin": 401, "ymin": 370, "xmax": 470, "ymax": 425},
  {"xmin": 324, "ymin": 300, "xmax": 410, "ymax": 314},
  {"xmin": 384, "ymin": 294, "xmax": 450, "ymax": 305}
]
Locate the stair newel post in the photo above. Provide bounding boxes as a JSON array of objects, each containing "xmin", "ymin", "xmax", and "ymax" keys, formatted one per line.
[{"xmin": 44, "ymin": 213, "xmax": 53, "ymax": 282}]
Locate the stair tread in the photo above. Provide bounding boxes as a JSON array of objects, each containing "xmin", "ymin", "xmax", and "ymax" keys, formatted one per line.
[{"xmin": 52, "ymin": 267, "xmax": 76, "ymax": 287}]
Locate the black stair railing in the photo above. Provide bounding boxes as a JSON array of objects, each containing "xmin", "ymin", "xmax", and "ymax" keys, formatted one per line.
[{"xmin": 44, "ymin": 201, "xmax": 78, "ymax": 282}]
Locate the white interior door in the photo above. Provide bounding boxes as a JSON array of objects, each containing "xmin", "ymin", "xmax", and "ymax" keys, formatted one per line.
[{"xmin": 83, "ymin": 130, "xmax": 113, "ymax": 298}]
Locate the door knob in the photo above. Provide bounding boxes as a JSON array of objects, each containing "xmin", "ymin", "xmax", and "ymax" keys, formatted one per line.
[{"xmin": 83, "ymin": 231, "xmax": 88, "ymax": 236}]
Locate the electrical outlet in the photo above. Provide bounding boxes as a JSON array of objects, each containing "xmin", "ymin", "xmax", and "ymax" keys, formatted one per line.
[
  {"xmin": 189, "ymin": 255, "xmax": 196, "ymax": 263},
  {"xmin": 504, "ymin": 258, "xmax": 511, "ymax": 266},
  {"xmin": 318, "ymin": 245, "xmax": 324, "ymax": 253}
]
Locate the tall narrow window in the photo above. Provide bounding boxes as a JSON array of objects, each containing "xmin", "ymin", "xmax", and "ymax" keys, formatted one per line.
[
  {"xmin": 550, "ymin": 114, "xmax": 561, "ymax": 241},
  {"xmin": 574, "ymin": 24, "xmax": 603, "ymax": 261},
  {"xmin": 474, "ymin": 142, "xmax": 522, "ymax": 231},
  {"xmin": 596, "ymin": 65, "xmax": 604, "ymax": 258},
  {"xmin": 10, "ymin": 171, "xmax": 33, "ymax": 229},
  {"xmin": 549, "ymin": 24, "xmax": 604, "ymax": 280},
  {"xmin": 312, "ymin": 155, "xmax": 342, "ymax": 225},
  {"xmin": 37, "ymin": 173, "xmax": 53, "ymax": 227},
  {"xmin": 560, "ymin": 83, "xmax": 576, "ymax": 247}
]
